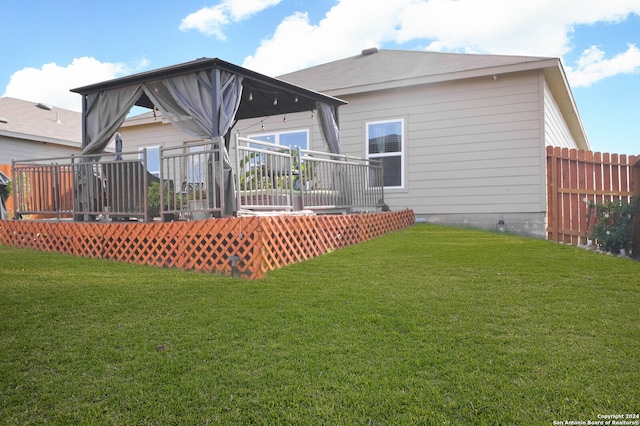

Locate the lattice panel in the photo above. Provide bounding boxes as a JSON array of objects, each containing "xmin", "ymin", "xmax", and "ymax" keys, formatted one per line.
[
  {"xmin": 0, "ymin": 210, "xmax": 414, "ymax": 279},
  {"xmin": 259, "ymin": 210, "xmax": 415, "ymax": 272}
]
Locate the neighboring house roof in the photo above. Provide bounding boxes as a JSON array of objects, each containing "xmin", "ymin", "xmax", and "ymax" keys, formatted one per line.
[
  {"xmin": 0, "ymin": 97, "xmax": 82, "ymax": 148},
  {"xmin": 279, "ymin": 49, "xmax": 589, "ymax": 149}
]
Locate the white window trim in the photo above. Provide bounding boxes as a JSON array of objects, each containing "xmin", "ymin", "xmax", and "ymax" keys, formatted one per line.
[
  {"xmin": 247, "ymin": 129, "xmax": 310, "ymax": 150},
  {"xmin": 366, "ymin": 118, "xmax": 405, "ymax": 189},
  {"xmin": 139, "ymin": 145, "xmax": 161, "ymax": 178}
]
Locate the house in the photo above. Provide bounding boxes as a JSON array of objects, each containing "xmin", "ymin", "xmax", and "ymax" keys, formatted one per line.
[
  {"xmin": 274, "ymin": 48, "xmax": 590, "ymax": 237},
  {"xmin": 0, "ymin": 97, "xmax": 83, "ymax": 163},
  {"xmin": 116, "ymin": 50, "xmax": 589, "ymax": 236},
  {"xmin": 0, "ymin": 97, "xmax": 84, "ymax": 218}
]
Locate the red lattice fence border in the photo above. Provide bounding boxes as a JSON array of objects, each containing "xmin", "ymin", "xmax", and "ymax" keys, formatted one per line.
[{"xmin": 0, "ymin": 210, "xmax": 414, "ymax": 279}]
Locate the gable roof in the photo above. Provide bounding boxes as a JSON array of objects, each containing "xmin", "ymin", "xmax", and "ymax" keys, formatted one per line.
[
  {"xmin": 0, "ymin": 97, "xmax": 82, "ymax": 147},
  {"xmin": 279, "ymin": 49, "xmax": 551, "ymax": 94},
  {"xmin": 278, "ymin": 49, "xmax": 589, "ymax": 150}
]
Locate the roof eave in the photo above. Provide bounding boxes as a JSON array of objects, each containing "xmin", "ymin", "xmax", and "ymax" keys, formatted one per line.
[
  {"xmin": 319, "ymin": 57, "xmax": 590, "ymax": 151},
  {"xmin": 0, "ymin": 130, "xmax": 82, "ymax": 148},
  {"xmin": 70, "ymin": 57, "xmax": 347, "ymax": 108}
]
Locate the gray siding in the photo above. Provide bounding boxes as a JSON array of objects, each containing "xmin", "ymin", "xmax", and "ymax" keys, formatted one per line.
[
  {"xmin": 0, "ymin": 136, "xmax": 82, "ymax": 164},
  {"xmin": 337, "ymin": 71, "xmax": 546, "ymax": 218},
  {"xmin": 118, "ymin": 118, "xmax": 203, "ymax": 152}
]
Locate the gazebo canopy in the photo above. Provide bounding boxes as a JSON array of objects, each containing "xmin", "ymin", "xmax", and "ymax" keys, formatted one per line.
[{"xmin": 72, "ymin": 57, "xmax": 346, "ymax": 122}]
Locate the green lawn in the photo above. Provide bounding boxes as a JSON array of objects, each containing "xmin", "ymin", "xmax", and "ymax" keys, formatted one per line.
[{"xmin": 1, "ymin": 224, "xmax": 638, "ymax": 425}]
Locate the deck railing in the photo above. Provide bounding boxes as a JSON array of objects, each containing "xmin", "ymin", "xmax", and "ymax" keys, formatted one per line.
[
  {"xmin": 12, "ymin": 150, "xmax": 154, "ymax": 221},
  {"xmin": 296, "ymin": 148, "xmax": 384, "ymax": 213},
  {"xmin": 234, "ymin": 136, "xmax": 296, "ymax": 212},
  {"xmin": 159, "ymin": 140, "xmax": 225, "ymax": 220},
  {"xmin": 10, "ymin": 137, "xmax": 385, "ymax": 221},
  {"xmin": 234, "ymin": 135, "xmax": 384, "ymax": 214}
]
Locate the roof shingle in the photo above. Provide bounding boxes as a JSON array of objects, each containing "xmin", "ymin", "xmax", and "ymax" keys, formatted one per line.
[
  {"xmin": 278, "ymin": 49, "xmax": 551, "ymax": 92},
  {"xmin": 0, "ymin": 97, "xmax": 81, "ymax": 146}
]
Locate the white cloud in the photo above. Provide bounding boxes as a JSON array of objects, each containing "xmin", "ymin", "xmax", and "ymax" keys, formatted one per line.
[
  {"xmin": 179, "ymin": 5, "xmax": 229, "ymax": 39},
  {"xmin": 567, "ymin": 44, "xmax": 640, "ymax": 87},
  {"xmin": 2, "ymin": 57, "xmax": 147, "ymax": 112},
  {"xmin": 179, "ymin": 0, "xmax": 282, "ymax": 39},
  {"xmin": 240, "ymin": 0, "xmax": 640, "ymax": 80},
  {"xmin": 242, "ymin": 0, "xmax": 401, "ymax": 75},
  {"xmin": 226, "ymin": 0, "xmax": 282, "ymax": 21}
]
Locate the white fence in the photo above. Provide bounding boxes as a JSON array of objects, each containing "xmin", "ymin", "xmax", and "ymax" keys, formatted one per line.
[{"xmin": 234, "ymin": 135, "xmax": 384, "ymax": 214}]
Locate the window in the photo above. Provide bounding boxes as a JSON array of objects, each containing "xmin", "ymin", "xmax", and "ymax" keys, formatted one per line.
[
  {"xmin": 248, "ymin": 129, "xmax": 309, "ymax": 152},
  {"xmin": 140, "ymin": 146, "xmax": 160, "ymax": 177},
  {"xmin": 366, "ymin": 119, "xmax": 404, "ymax": 188}
]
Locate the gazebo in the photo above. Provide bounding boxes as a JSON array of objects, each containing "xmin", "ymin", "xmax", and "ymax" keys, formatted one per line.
[
  {"xmin": 3, "ymin": 58, "xmax": 411, "ymax": 279},
  {"xmin": 70, "ymin": 57, "xmax": 347, "ymax": 219}
]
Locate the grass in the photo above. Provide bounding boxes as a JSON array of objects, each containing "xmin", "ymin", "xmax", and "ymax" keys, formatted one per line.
[{"xmin": 0, "ymin": 224, "xmax": 639, "ymax": 424}]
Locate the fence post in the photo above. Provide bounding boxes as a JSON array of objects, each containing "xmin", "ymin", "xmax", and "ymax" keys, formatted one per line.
[
  {"xmin": 546, "ymin": 146, "xmax": 559, "ymax": 242},
  {"xmin": 9, "ymin": 160, "xmax": 16, "ymax": 219},
  {"xmin": 142, "ymin": 148, "xmax": 149, "ymax": 222}
]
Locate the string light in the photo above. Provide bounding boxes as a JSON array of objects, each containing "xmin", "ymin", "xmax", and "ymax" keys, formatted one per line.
[
  {"xmin": 294, "ymin": 96, "xmax": 299, "ymax": 103},
  {"xmin": 273, "ymin": 95, "xmax": 278, "ymax": 106},
  {"xmin": 248, "ymin": 90, "xmax": 253, "ymax": 101},
  {"xmin": 238, "ymin": 117, "xmax": 270, "ymax": 133},
  {"xmin": 283, "ymin": 114, "xmax": 287, "ymax": 123},
  {"xmin": 311, "ymin": 108, "xmax": 316, "ymax": 120}
]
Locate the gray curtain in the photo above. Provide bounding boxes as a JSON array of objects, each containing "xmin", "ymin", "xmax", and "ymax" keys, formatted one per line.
[
  {"xmin": 142, "ymin": 81, "xmax": 205, "ymax": 137},
  {"xmin": 317, "ymin": 102, "xmax": 342, "ymax": 154},
  {"xmin": 82, "ymin": 85, "xmax": 143, "ymax": 155},
  {"xmin": 0, "ymin": 171, "xmax": 9, "ymax": 220},
  {"xmin": 77, "ymin": 85, "xmax": 142, "ymax": 220},
  {"xmin": 316, "ymin": 102, "xmax": 349, "ymax": 206},
  {"xmin": 142, "ymin": 69, "xmax": 243, "ymax": 216},
  {"xmin": 0, "ymin": 194, "xmax": 6, "ymax": 220}
]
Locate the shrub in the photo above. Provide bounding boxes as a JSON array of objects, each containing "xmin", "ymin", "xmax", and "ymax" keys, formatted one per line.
[{"xmin": 587, "ymin": 197, "xmax": 637, "ymax": 253}]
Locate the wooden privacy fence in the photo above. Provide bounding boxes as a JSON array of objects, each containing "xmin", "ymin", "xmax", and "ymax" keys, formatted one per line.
[
  {"xmin": 0, "ymin": 209, "xmax": 414, "ymax": 279},
  {"xmin": 546, "ymin": 146, "xmax": 640, "ymax": 247}
]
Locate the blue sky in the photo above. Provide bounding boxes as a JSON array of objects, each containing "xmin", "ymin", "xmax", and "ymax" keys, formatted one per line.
[{"xmin": 2, "ymin": 0, "xmax": 639, "ymax": 155}]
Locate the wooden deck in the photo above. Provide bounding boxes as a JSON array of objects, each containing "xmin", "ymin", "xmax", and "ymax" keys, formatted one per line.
[{"xmin": 0, "ymin": 210, "xmax": 414, "ymax": 279}]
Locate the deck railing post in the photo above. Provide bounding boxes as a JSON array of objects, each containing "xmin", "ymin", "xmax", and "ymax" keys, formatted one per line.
[
  {"xmin": 10, "ymin": 159, "xmax": 18, "ymax": 219},
  {"xmin": 235, "ymin": 134, "xmax": 242, "ymax": 212},
  {"xmin": 142, "ymin": 148, "xmax": 148, "ymax": 222}
]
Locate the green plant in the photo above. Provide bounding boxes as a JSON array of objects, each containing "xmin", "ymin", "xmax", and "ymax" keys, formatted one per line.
[
  {"xmin": 147, "ymin": 181, "xmax": 164, "ymax": 217},
  {"xmin": 238, "ymin": 152, "xmax": 272, "ymax": 190},
  {"xmin": 587, "ymin": 197, "xmax": 637, "ymax": 253},
  {"xmin": 147, "ymin": 182, "xmax": 173, "ymax": 218},
  {"xmin": 237, "ymin": 149, "xmax": 318, "ymax": 192},
  {"xmin": 295, "ymin": 150, "xmax": 316, "ymax": 190},
  {"xmin": 1, "ymin": 180, "xmax": 12, "ymax": 198}
]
